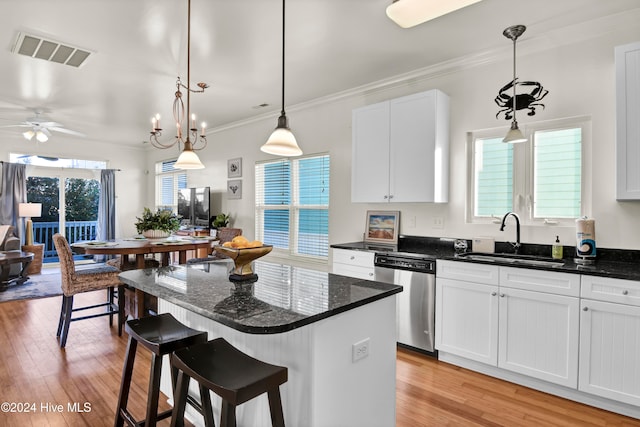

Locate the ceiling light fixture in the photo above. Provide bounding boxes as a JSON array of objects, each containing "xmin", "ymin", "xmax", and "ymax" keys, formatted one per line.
[
  {"xmin": 385, "ymin": 0, "xmax": 483, "ymax": 29},
  {"xmin": 149, "ymin": 0, "xmax": 208, "ymax": 169},
  {"xmin": 501, "ymin": 25, "xmax": 528, "ymax": 144},
  {"xmin": 22, "ymin": 128, "xmax": 49, "ymax": 143},
  {"xmin": 260, "ymin": 0, "xmax": 302, "ymax": 157}
]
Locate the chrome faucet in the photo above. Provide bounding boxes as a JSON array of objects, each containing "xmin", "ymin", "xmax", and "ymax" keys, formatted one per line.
[{"xmin": 500, "ymin": 212, "xmax": 521, "ymax": 253}]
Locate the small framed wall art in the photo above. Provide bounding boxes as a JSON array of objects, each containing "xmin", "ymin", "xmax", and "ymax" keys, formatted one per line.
[
  {"xmin": 228, "ymin": 158, "xmax": 242, "ymax": 178},
  {"xmin": 364, "ymin": 210, "xmax": 400, "ymax": 245},
  {"xmin": 227, "ymin": 179, "xmax": 242, "ymax": 199}
]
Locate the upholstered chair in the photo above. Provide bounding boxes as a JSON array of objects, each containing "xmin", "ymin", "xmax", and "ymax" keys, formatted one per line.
[{"xmin": 53, "ymin": 233, "xmax": 125, "ymax": 348}]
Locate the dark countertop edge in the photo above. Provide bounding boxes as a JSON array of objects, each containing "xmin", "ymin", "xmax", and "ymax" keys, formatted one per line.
[
  {"xmin": 331, "ymin": 240, "xmax": 640, "ymax": 282},
  {"xmin": 120, "ymin": 276, "xmax": 403, "ymax": 335}
]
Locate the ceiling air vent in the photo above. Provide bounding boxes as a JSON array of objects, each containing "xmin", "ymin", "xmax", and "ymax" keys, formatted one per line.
[{"xmin": 11, "ymin": 32, "xmax": 92, "ymax": 68}]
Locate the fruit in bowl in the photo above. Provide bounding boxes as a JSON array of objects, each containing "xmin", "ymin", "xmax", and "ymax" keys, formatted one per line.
[{"xmin": 214, "ymin": 236, "xmax": 272, "ymax": 281}]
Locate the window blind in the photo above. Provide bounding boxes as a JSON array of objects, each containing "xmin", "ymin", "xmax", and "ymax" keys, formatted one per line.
[
  {"xmin": 156, "ymin": 160, "xmax": 187, "ymax": 212},
  {"xmin": 255, "ymin": 154, "xmax": 330, "ymax": 259}
]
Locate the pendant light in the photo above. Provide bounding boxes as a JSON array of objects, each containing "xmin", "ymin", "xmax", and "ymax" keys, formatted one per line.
[
  {"xmin": 502, "ymin": 25, "xmax": 527, "ymax": 144},
  {"xmin": 261, "ymin": 0, "xmax": 302, "ymax": 157}
]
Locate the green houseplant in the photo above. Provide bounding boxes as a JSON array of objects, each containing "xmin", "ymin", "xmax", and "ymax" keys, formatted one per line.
[
  {"xmin": 135, "ymin": 207, "xmax": 181, "ymax": 238},
  {"xmin": 212, "ymin": 213, "xmax": 230, "ymax": 228}
]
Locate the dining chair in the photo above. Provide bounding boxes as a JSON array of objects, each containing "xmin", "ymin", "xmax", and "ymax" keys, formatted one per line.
[
  {"xmin": 186, "ymin": 228, "xmax": 242, "ymax": 271},
  {"xmin": 52, "ymin": 233, "xmax": 125, "ymax": 348}
]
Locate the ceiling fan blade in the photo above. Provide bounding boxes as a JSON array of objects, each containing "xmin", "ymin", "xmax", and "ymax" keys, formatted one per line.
[
  {"xmin": 41, "ymin": 128, "xmax": 52, "ymax": 137},
  {"xmin": 0, "ymin": 124, "xmax": 30, "ymax": 128},
  {"xmin": 48, "ymin": 126, "xmax": 85, "ymax": 137}
]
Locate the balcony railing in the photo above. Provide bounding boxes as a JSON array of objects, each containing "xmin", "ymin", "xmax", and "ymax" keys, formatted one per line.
[{"xmin": 33, "ymin": 221, "xmax": 98, "ymax": 261}]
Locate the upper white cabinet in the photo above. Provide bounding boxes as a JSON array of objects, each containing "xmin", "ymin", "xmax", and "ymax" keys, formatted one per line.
[
  {"xmin": 351, "ymin": 89, "xmax": 449, "ymax": 203},
  {"xmin": 615, "ymin": 41, "xmax": 640, "ymax": 200}
]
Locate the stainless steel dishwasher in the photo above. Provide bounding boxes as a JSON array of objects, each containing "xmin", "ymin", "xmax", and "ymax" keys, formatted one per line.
[{"xmin": 374, "ymin": 252, "xmax": 436, "ymax": 355}]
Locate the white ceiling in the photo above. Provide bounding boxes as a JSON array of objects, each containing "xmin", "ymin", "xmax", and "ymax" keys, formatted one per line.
[{"xmin": 0, "ymin": 0, "xmax": 639, "ymax": 148}]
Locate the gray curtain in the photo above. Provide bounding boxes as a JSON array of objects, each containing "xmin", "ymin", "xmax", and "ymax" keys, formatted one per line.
[
  {"xmin": 0, "ymin": 163, "xmax": 27, "ymax": 244},
  {"xmin": 95, "ymin": 169, "xmax": 116, "ymax": 262}
]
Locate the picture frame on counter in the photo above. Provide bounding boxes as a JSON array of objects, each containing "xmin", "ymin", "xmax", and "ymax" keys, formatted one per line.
[
  {"xmin": 227, "ymin": 179, "xmax": 242, "ymax": 199},
  {"xmin": 227, "ymin": 157, "xmax": 242, "ymax": 178},
  {"xmin": 364, "ymin": 210, "xmax": 400, "ymax": 245}
]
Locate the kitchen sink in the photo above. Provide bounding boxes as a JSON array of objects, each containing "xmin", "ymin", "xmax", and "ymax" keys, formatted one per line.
[{"xmin": 456, "ymin": 252, "xmax": 565, "ymax": 267}]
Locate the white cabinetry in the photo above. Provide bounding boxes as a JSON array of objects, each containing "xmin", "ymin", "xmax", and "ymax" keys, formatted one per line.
[
  {"xmin": 351, "ymin": 89, "xmax": 449, "ymax": 203},
  {"xmin": 615, "ymin": 41, "xmax": 640, "ymax": 200},
  {"xmin": 579, "ymin": 275, "xmax": 640, "ymax": 405},
  {"xmin": 331, "ymin": 248, "xmax": 374, "ymax": 280},
  {"xmin": 436, "ymin": 261, "xmax": 579, "ymax": 387}
]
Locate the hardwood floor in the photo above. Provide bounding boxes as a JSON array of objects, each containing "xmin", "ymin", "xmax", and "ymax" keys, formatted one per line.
[{"xmin": 1, "ymin": 291, "xmax": 639, "ymax": 426}]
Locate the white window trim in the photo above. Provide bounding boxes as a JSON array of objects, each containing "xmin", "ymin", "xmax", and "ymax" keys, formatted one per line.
[
  {"xmin": 467, "ymin": 116, "xmax": 591, "ymax": 228},
  {"xmin": 155, "ymin": 158, "xmax": 187, "ymax": 212}
]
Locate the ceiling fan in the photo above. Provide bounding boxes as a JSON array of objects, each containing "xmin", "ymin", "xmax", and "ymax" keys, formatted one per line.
[{"xmin": 0, "ymin": 112, "xmax": 84, "ymax": 142}]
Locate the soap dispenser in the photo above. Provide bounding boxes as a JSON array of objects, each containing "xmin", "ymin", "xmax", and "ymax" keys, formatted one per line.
[{"xmin": 552, "ymin": 235, "xmax": 563, "ymax": 260}]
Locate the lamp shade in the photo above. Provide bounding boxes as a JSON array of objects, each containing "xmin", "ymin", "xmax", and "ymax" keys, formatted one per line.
[
  {"xmin": 502, "ymin": 123, "xmax": 527, "ymax": 143},
  {"xmin": 261, "ymin": 115, "xmax": 302, "ymax": 156},
  {"xmin": 175, "ymin": 148, "xmax": 205, "ymax": 169},
  {"xmin": 386, "ymin": 0, "xmax": 482, "ymax": 28},
  {"xmin": 23, "ymin": 130, "xmax": 35, "ymax": 141},
  {"xmin": 19, "ymin": 203, "xmax": 42, "ymax": 218}
]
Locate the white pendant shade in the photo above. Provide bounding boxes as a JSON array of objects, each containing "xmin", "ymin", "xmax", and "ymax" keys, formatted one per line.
[
  {"xmin": 261, "ymin": 126, "xmax": 302, "ymax": 156},
  {"xmin": 175, "ymin": 148, "xmax": 205, "ymax": 169},
  {"xmin": 386, "ymin": 0, "xmax": 482, "ymax": 28},
  {"xmin": 502, "ymin": 123, "xmax": 527, "ymax": 143}
]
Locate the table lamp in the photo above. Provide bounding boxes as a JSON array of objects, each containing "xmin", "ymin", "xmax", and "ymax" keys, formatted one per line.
[{"xmin": 19, "ymin": 202, "xmax": 42, "ymax": 246}]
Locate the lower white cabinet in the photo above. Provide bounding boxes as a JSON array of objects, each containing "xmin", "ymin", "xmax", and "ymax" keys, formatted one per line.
[
  {"xmin": 435, "ymin": 277, "xmax": 499, "ymax": 365},
  {"xmin": 332, "ymin": 248, "xmax": 374, "ymax": 281},
  {"xmin": 579, "ymin": 276, "xmax": 640, "ymax": 406},
  {"xmin": 498, "ymin": 287, "xmax": 579, "ymax": 388},
  {"xmin": 436, "ymin": 261, "xmax": 580, "ymax": 387}
]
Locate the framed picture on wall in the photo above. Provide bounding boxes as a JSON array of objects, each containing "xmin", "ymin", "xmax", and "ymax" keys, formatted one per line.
[
  {"xmin": 227, "ymin": 179, "xmax": 242, "ymax": 199},
  {"xmin": 228, "ymin": 158, "xmax": 242, "ymax": 178},
  {"xmin": 364, "ymin": 210, "xmax": 400, "ymax": 245}
]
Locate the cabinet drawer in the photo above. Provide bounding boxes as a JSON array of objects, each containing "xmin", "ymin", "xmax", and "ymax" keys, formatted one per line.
[
  {"xmin": 436, "ymin": 260, "xmax": 499, "ymax": 285},
  {"xmin": 500, "ymin": 267, "xmax": 580, "ymax": 297},
  {"xmin": 581, "ymin": 275, "xmax": 640, "ymax": 306},
  {"xmin": 332, "ymin": 249, "xmax": 374, "ymax": 268},
  {"xmin": 332, "ymin": 263, "xmax": 375, "ymax": 281}
]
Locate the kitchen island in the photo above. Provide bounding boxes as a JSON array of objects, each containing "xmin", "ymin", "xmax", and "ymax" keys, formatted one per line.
[{"xmin": 119, "ymin": 260, "xmax": 402, "ymax": 427}]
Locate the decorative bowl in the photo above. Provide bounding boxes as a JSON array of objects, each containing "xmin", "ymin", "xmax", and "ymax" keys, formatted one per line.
[
  {"xmin": 142, "ymin": 229, "xmax": 171, "ymax": 239},
  {"xmin": 213, "ymin": 245, "xmax": 273, "ymax": 281}
]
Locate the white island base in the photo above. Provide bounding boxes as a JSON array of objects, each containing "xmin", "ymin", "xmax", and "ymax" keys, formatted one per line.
[{"xmin": 157, "ymin": 295, "xmax": 398, "ymax": 427}]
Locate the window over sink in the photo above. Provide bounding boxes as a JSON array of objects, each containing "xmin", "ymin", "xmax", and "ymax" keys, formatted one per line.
[{"xmin": 468, "ymin": 116, "xmax": 590, "ymax": 226}]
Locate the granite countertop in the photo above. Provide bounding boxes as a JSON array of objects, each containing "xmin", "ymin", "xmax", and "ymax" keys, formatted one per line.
[
  {"xmin": 119, "ymin": 260, "xmax": 402, "ymax": 335},
  {"xmin": 332, "ymin": 236, "xmax": 640, "ymax": 282}
]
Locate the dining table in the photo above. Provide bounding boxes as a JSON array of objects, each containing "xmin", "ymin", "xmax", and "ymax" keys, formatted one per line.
[
  {"xmin": 72, "ymin": 237, "xmax": 215, "ymax": 269},
  {"xmin": 72, "ymin": 237, "xmax": 216, "ymax": 317}
]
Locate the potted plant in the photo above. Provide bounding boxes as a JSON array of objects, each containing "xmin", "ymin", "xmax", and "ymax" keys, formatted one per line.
[
  {"xmin": 209, "ymin": 213, "xmax": 231, "ymax": 238},
  {"xmin": 135, "ymin": 207, "xmax": 181, "ymax": 238}
]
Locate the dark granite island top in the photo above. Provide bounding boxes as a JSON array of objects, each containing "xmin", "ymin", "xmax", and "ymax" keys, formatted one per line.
[
  {"xmin": 119, "ymin": 260, "xmax": 402, "ymax": 427},
  {"xmin": 118, "ymin": 260, "xmax": 402, "ymax": 334}
]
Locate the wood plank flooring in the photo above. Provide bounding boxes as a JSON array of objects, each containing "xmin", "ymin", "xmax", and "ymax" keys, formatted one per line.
[{"xmin": 1, "ymin": 291, "xmax": 639, "ymax": 426}]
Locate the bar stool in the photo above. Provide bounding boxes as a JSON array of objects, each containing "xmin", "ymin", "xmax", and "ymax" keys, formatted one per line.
[
  {"xmin": 114, "ymin": 313, "xmax": 209, "ymax": 427},
  {"xmin": 170, "ymin": 337, "xmax": 288, "ymax": 427}
]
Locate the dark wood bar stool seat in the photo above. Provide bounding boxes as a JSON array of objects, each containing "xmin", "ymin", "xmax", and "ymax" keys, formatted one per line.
[
  {"xmin": 114, "ymin": 313, "xmax": 208, "ymax": 427},
  {"xmin": 170, "ymin": 337, "xmax": 288, "ymax": 427}
]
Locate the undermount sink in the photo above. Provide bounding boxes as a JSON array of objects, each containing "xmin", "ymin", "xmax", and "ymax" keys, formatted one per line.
[{"xmin": 456, "ymin": 252, "xmax": 564, "ymax": 267}]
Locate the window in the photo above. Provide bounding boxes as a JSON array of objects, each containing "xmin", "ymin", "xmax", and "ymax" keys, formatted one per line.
[
  {"xmin": 155, "ymin": 160, "xmax": 187, "ymax": 212},
  {"xmin": 255, "ymin": 154, "xmax": 330, "ymax": 259},
  {"xmin": 469, "ymin": 117, "xmax": 589, "ymax": 225}
]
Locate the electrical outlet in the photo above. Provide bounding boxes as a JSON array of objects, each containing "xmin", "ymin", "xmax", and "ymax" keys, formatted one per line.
[
  {"xmin": 432, "ymin": 217, "xmax": 444, "ymax": 229},
  {"xmin": 352, "ymin": 338, "xmax": 370, "ymax": 362}
]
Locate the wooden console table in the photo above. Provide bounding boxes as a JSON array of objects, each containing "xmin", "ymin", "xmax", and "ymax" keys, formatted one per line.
[{"xmin": 0, "ymin": 251, "xmax": 34, "ymax": 287}]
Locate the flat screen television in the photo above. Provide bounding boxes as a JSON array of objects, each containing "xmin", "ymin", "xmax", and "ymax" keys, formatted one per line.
[{"xmin": 177, "ymin": 187, "xmax": 210, "ymax": 228}]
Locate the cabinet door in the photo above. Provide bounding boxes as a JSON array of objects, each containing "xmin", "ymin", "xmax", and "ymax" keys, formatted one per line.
[
  {"xmin": 332, "ymin": 249, "xmax": 375, "ymax": 280},
  {"xmin": 436, "ymin": 277, "xmax": 499, "ymax": 365},
  {"xmin": 351, "ymin": 102, "xmax": 390, "ymax": 202},
  {"xmin": 498, "ymin": 288, "xmax": 579, "ymax": 388},
  {"xmin": 579, "ymin": 299, "xmax": 640, "ymax": 405},
  {"xmin": 616, "ymin": 41, "xmax": 640, "ymax": 200},
  {"xmin": 389, "ymin": 90, "xmax": 445, "ymax": 203}
]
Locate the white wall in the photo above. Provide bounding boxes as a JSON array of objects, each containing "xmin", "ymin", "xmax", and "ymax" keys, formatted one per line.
[{"xmin": 5, "ymin": 12, "xmax": 640, "ymax": 253}]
